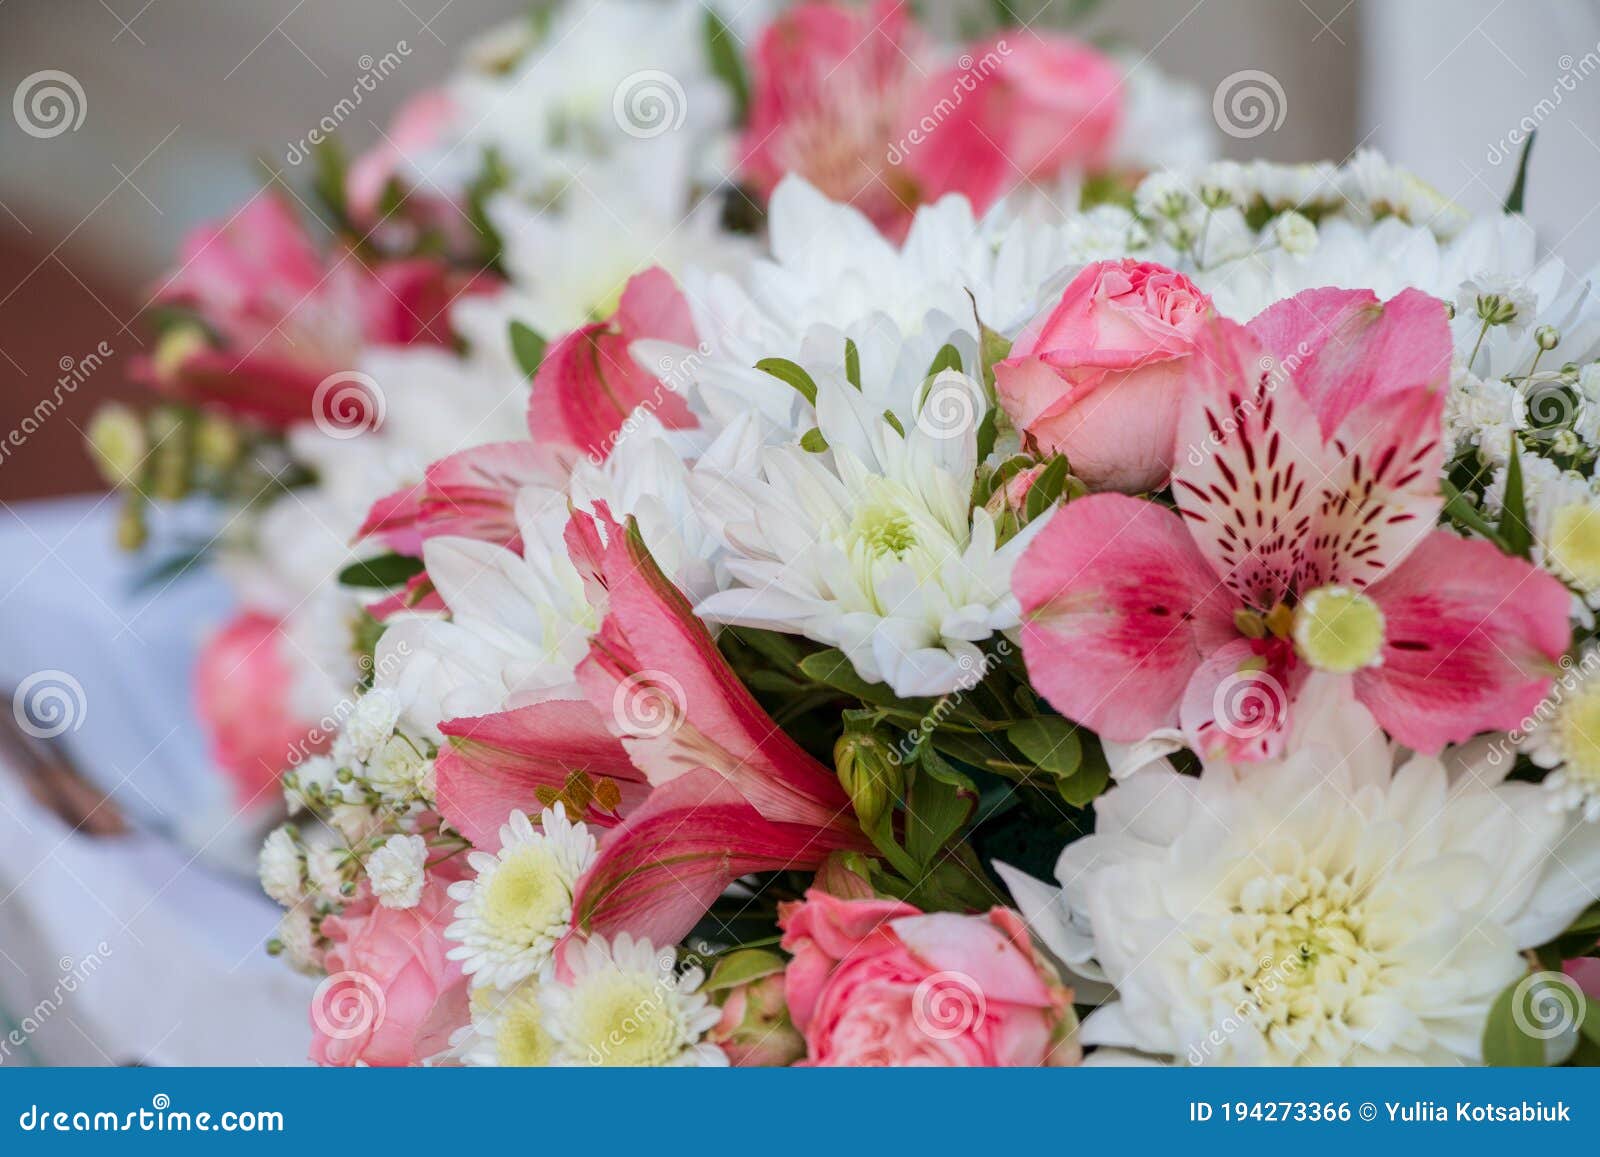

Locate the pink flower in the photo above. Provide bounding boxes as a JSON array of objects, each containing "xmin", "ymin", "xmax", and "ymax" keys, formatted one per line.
[
  {"xmin": 910, "ymin": 33, "xmax": 1121, "ymax": 213},
  {"xmin": 527, "ymin": 267, "xmax": 698, "ymax": 462},
  {"xmin": 708, "ymin": 969, "xmax": 806, "ymax": 1067},
  {"xmin": 1015, "ymin": 286, "xmax": 1571, "ymax": 760},
  {"xmin": 346, "ymin": 88, "xmax": 458, "ymax": 224},
  {"xmin": 995, "ymin": 259, "xmax": 1212, "ymax": 492},
  {"xmin": 194, "ymin": 611, "xmax": 318, "ymax": 806},
  {"xmin": 140, "ymin": 196, "xmax": 485, "ymax": 428},
  {"xmin": 311, "ymin": 871, "xmax": 467, "ymax": 1067},
  {"xmin": 779, "ymin": 891, "xmax": 1076, "ymax": 1066}
]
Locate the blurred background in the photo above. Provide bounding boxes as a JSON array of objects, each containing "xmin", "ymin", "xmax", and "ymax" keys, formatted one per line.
[{"xmin": 1, "ymin": 0, "xmax": 1599, "ymax": 1064}]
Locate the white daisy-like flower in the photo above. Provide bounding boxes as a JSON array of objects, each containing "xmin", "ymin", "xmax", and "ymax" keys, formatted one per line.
[
  {"xmin": 367, "ymin": 833, "xmax": 429, "ymax": 909},
  {"xmin": 1271, "ymin": 210, "xmax": 1318, "ymax": 257},
  {"xmin": 999, "ymin": 694, "xmax": 1600, "ymax": 1065},
  {"xmin": 1524, "ymin": 468, "xmax": 1600, "ymax": 611},
  {"xmin": 542, "ymin": 934, "xmax": 725, "ymax": 1067},
  {"xmin": 1341, "ymin": 149, "xmax": 1469, "ymax": 237},
  {"xmin": 694, "ymin": 373, "xmax": 1040, "ymax": 697},
  {"xmin": 257, "ymin": 825, "xmax": 304, "ymax": 908},
  {"xmin": 457, "ymin": 977, "xmax": 556, "ymax": 1067},
  {"xmin": 1521, "ymin": 647, "xmax": 1600, "ymax": 821},
  {"xmin": 445, "ymin": 805, "xmax": 597, "ymax": 989},
  {"xmin": 336, "ymin": 688, "xmax": 402, "ymax": 765}
]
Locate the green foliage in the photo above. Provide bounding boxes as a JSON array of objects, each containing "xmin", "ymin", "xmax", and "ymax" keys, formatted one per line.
[
  {"xmin": 756, "ymin": 357, "xmax": 819, "ymax": 406},
  {"xmin": 509, "ymin": 321, "xmax": 547, "ymax": 380},
  {"xmin": 338, "ymin": 552, "xmax": 425, "ymax": 589},
  {"xmin": 1504, "ymin": 130, "xmax": 1537, "ymax": 215}
]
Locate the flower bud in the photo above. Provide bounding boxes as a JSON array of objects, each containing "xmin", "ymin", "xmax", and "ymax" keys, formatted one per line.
[
  {"xmin": 147, "ymin": 407, "xmax": 191, "ymax": 501},
  {"xmin": 194, "ymin": 411, "xmax": 242, "ymax": 473},
  {"xmin": 1537, "ymin": 324, "xmax": 1561, "ymax": 351},
  {"xmin": 705, "ymin": 951, "xmax": 805, "ymax": 1067},
  {"xmin": 834, "ymin": 730, "xmax": 901, "ymax": 830},
  {"xmin": 86, "ymin": 403, "xmax": 148, "ymax": 489}
]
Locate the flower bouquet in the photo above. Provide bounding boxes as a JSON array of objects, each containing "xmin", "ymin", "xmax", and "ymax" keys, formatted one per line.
[{"xmin": 96, "ymin": 1, "xmax": 1600, "ymax": 1067}]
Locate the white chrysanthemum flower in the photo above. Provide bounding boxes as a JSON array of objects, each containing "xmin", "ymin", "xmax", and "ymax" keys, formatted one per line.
[
  {"xmin": 1523, "ymin": 468, "xmax": 1600, "ymax": 612},
  {"xmin": 457, "ymin": 977, "xmax": 556, "ymax": 1067},
  {"xmin": 1341, "ymin": 149, "xmax": 1469, "ymax": 237},
  {"xmin": 377, "ymin": 489, "xmax": 597, "ymax": 735},
  {"xmin": 446, "ymin": 805, "xmax": 597, "ymax": 989},
  {"xmin": 999, "ymin": 693, "xmax": 1600, "ymax": 1065},
  {"xmin": 367, "ymin": 833, "xmax": 429, "ymax": 909},
  {"xmin": 694, "ymin": 373, "xmax": 1041, "ymax": 697},
  {"xmin": 1521, "ymin": 647, "xmax": 1600, "ymax": 821},
  {"xmin": 1271, "ymin": 210, "xmax": 1318, "ymax": 257},
  {"xmin": 543, "ymin": 934, "xmax": 725, "ymax": 1067},
  {"xmin": 365, "ymin": 734, "xmax": 431, "ymax": 800},
  {"xmin": 258, "ymin": 825, "xmax": 304, "ymax": 908}
]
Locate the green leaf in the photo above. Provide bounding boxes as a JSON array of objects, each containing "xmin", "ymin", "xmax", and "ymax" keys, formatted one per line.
[
  {"xmin": 310, "ymin": 138, "xmax": 351, "ymax": 229},
  {"xmin": 905, "ymin": 758, "xmax": 975, "ymax": 866},
  {"xmin": 1498, "ymin": 439, "xmax": 1534, "ymax": 558},
  {"xmin": 1006, "ymin": 716, "xmax": 1082, "ymax": 778},
  {"xmin": 1504, "ymin": 129, "xmax": 1537, "ymax": 215},
  {"xmin": 1022, "ymin": 455, "xmax": 1071, "ymax": 523},
  {"xmin": 881, "ymin": 409, "xmax": 905, "ymax": 437},
  {"xmin": 978, "ymin": 323, "xmax": 1012, "ymax": 392},
  {"xmin": 1482, "ymin": 977, "xmax": 1550, "ymax": 1066},
  {"xmin": 1581, "ymin": 996, "xmax": 1600, "ymax": 1050},
  {"xmin": 1056, "ymin": 752, "xmax": 1110, "ymax": 808},
  {"xmin": 702, "ymin": 7, "xmax": 750, "ymax": 122},
  {"xmin": 926, "ymin": 343, "xmax": 963, "ymax": 378},
  {"xmin": 1440, "ymin": 478, "xmax": 1509, "ymax": 550},
  {"xmin": 799, "ymin": 427, "xmax": 829, "ymax": 453},
  {"xmin": 338, "ymin": 553, "xmax": 425, "ymax": 589},
  {"xmin": 844, "ymin": 338, "xmax": 862, "ymax": 390},
  {"xmin": 756, "ymin": 357, "xmax": 818, "ymax": 406},
  {"xmin": 797, "ymin": 649, "xmax": 936, "ymax": 712},
  {"xmin": 509, "ymin": 321, "xmax": 547, "ymax": 380}
]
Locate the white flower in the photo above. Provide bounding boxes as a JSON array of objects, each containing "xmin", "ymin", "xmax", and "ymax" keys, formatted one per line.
[
  {"xmin": 542, "ymin": 934, "xmax": 725, "ymax": 1067},
  {"xmin": 365, "ymin": 734, "xmax": 432, "ymax": 801},
  {"xmin": 337, "ymin": 688, "xmax": 402, "ymax": 764},
  {"xmin": 274, "ymin": 907, "xmax": 322, "ymax": 976},
  {"xmin": 1271, "ymin": 210, "xmax": 1318, "ymax": 257},
  {"xmin": 456, "ymin": 977, "xmax": 556, "ymax": 1067},
  {"xmin": 1443, "ymin": 365, "xmax": 1520, "ymax": 462},
  {"xmin": 999, "ymin": 696, "xmax": 1600, "ymax": 1065},
  {"xmin": 694, "ymin": 374, "xmax": 1039, "ymax": 697},
  {"xmin": 1459, "ymin": 273, "xmax": 1537, "ymax": 338},
  {"xmin": 258, "ymin": 825, "xmax": 304, "ymax": 908},
  {"xmin": 1521, "ymin": 647, "xmax": 1600, "ymax": 822},
  {"xmin": 305, "ymin": 836, "xmax": 351, "ymax": 903},
  {"xmin": 367, "ymin": 833, "xmax": 429, "ymax": 909},
  {"xmin": 445, "ymin": 805, "xmax": 597, "ymax": 989},
  {"xmin": 1341, "ymin": 149, "xmax": 1469, "ymax": 237},
  {"xmin": 285, "ymin": 754, "xmax": 346, "ymax": 815},
  {"xmin": 377, "ymin": 488, "xmax": 596, "ymax": 733},
  {"xmin": 1521, "ymin": 467, "xmax": 1600, "ymax": 611}
]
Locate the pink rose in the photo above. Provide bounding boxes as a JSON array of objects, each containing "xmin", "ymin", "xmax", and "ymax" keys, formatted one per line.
[
  {"xmin": 706, "ymin": 959, "xmax": 806, "ymax": 1067},
  {"xmin": 194, "ymin": 611, "xmax": 319, "ymax": 807},
  {"xmin": 779, "ymin": 891, "xmax": 1077, "ymax": 1066},
  {"xmin": 909, "ymin": 33, "xmax": 1122, "ymax": 212},
  {"xmin": 311, "ymin": 871, "xmax": 467, "ymax": 1067},
  {"xmin": 995, "ymin": 258, "xmax": 1212, "ymax": 492}
]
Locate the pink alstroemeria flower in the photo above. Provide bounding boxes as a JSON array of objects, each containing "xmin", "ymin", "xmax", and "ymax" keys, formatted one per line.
[
  {"xmin": 1015, "ymin": 285, "xmax": 1571, "ymax": 759},
  {"xmin": 140, "ymin": 196, "xmax": 485, "ymax": 428}
]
